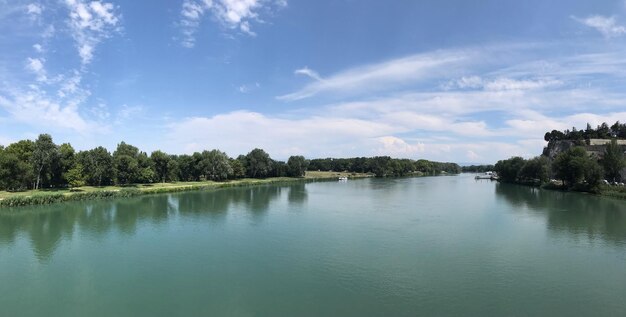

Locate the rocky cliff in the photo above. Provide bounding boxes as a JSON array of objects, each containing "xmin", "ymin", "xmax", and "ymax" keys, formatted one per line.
[{"xmin": 542, "ymin": 139, "xmax": 626, "ymax": 180}]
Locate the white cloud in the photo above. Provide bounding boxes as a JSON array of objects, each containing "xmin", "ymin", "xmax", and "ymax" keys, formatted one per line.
[
  {"xmin": 26, "ymin": 3, "xmax": 42, "ymax": 17},
  {"xmin": 375, "ymin": 136, "xmax": 425, "ymax": 157},
  {"xmin": 179, "ymin": 0, "xmax": 286, "ymax": 47},
  {"xmin": 115, "ymin": 104, "xmax": 143, "ymax": 124},
  {"xmin": 0, "ymin": 88, "xmax": 95, "ymax": 133},
  {"xmin": 166, "ymin": 110, "xmax": 397, "ymax": 158},
  {"xmin": 445, "ymin": 76, "xmax": 562, "ymax": 91},
  {"xmin": 180, "ymin": 0, "xmax": 213, "ymax": 48},
  {"xmin": 65, "ymin": 0, "xmax": 121, "ymax": 65},
  {"xmin": 0, "ymin": 0, "xmax": 124, "ymax": 140},
  {"xmin": 25, "ymin": 57, "xmax": 47, "ymax": 82},
  {"xmin": 278, "ymin": 50, "xmax": 472, "ymax": 101},
  {"xmin": 238, "ymin": 82, "xmax": 259, "ymax": 93},
  {"xmin": 294, "ymin": 67, "xmax": 323, "ymax": 81},
  {"xmin": 573, "ymin": 15, "xmax": 626, "ymax": 38}
]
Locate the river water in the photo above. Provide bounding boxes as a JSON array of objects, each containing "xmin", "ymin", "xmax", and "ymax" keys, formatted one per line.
[{"xmin": 1, "ymin": 175, "xmax": 625, "ymax": 316}]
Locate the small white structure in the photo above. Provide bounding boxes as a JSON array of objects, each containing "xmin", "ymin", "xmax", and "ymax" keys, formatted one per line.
[{"xmin": 475, "ymin": 171, "xmax": 498, "ymax": 180}]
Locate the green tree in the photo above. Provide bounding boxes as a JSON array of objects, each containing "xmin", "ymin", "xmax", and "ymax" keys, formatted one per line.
[
  {"xmin": 229, "ymin": 158, "xmax": 246, "ymax": 179},
  {"xmin": 369, "ymin": 156, "xmax": 392, "ymax": 177},
  {"xmin": 518, "ymin": 156, "xmax": 550, "ymax": 184},
  {"xmin": 114, "ymin": 155, "xmax": 139, "ymax": 185},
  {"xmin": 32, "ymin": 134, "xmax": 58, "ymax": 189},
  {"xmin": 201, "ymin": 150, "xmax": 232, "ymax": 181},
  {"xmin": 0, "ymin": 151, "xmax": 32, "ymax": 191},
  {"xmin": 177, "ymin": 154, "xmax": 194, "ymax": 181},
  {"xmin": 553, "ymin": 147, "xmax": 604, "ymax": 189},
  {"xmin": 55, "ymin": 143, "xmax": 76, "ymax": 187},
  {"xmin": 494, "ymin": 157, "xmax": 525, "ymax": 183},
  {"xmin": 271, "ymin": 160, "xmax": 288, "ymax": 177},
  {"xmin": 136, "ymin": 152, "xmax": 154, "ymax": 183},
  {"xmin": 2, "ymin": 140, "xmax": 35, "ymax": 189},
  {"xmin": 78, "ymin": 147, "xmax": 114, "ymax": 186},
  {"xmin": 151, "ymin": 150, "xmax": 171, "ymax": 183},
  {"xmin": 601, "ymin": 139, "xmax": 625, "ymax": 182},
  {"xmin": 65, "ymin": 163, "xmax": 86, "ymax": 188},
  {"xmin": 245, "ymin": 148, "xmax": 273, "ymax": 178},
  {"xmin": 287, "ymin": 155, "xmax": 309, "ymax": 177}
]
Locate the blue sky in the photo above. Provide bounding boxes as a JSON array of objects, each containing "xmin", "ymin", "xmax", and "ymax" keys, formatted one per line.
[{"xmin": 1, "ymin": 0, "xmax": 626, "ymax": 163}]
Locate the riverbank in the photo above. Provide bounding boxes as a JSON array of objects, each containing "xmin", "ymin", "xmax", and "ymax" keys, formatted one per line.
[
  {"xmin": 0, "ymin": 171, "xmax": 371, "ymax": 208},
  {"xmin": 495, "ymin": 180, "xmax": 626, "ymax": 200}
]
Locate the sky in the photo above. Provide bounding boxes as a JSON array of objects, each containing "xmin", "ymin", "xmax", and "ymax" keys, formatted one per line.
[{"xmin": 1, "ymin": 0, "xmax": 626, "ymax": 163}]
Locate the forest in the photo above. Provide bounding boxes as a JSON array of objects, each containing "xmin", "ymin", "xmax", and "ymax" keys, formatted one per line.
[{"xmin": 0, "ymin": 134, "xmax": 460, "ymax": 191}]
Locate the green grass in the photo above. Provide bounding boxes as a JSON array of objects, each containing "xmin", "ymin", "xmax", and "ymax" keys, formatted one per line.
[
  {"xmin": 598, "ymin": 184, "xmax": 626, "ymax": 199},
  {"xmin": 0, "ymin": 171, "xmax": 372, "ymax": 208}
]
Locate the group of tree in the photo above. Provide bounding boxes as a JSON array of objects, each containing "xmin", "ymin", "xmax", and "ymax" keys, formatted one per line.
[
  {"xmin": 544, "ymin": 121, "xmax": 626, "ymax": 143},
  {"xmin": 0, "ymin": 134, "xmax": 310, "ymax": 191},
  {"xmin": 461, "ymin": 165, "xmax": 495, "ymax": 173},
  {"xmin": 495, "ymin": 139, "xmax": 625, "ymax": 191},
  {"xmin": 307, "ymin": 157, "xmax": 461, "ymax": 177},
  {"xmin": 0, "ymin": 134, "xmax": 461, "ymax": 192}
]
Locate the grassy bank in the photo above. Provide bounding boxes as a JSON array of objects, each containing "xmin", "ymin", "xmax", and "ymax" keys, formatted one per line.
[
  {"xmin": 0, "ymin": 171, "xmax": 371, "ymax": 208},
  {"xmin": 536, "ymin": 182, "xmax": 626, "ymax": 200}
]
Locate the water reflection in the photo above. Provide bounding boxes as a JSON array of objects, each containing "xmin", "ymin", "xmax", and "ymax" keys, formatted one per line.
[
  {"xmin": 0, "ymin": 183, "xmax": 306, "ymax": 260},
  {"xmin": 287, "ymin": 183, "xmax": 307, "ymax": 206},
  {"xmin": 495, "ymin": 183, "xmax": 626, "ymax": 244}
]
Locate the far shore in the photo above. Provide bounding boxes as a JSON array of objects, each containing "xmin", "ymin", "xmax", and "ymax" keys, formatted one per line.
[{"xmin": 0, "ymin": 171, "xmax": 372, "ymax": 208}]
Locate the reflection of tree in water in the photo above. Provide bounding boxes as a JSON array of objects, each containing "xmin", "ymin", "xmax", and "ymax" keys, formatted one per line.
[
  {"xmin": 0, "ymin": 183, "xmax": 300, "ymax": 260},
  {"xmin": 495, "ymin": 183, "xmax": 626, "ymax": 244},
  {"xmin": 288, "ymin": 183, "xmax": 307, "ymax": 206}
]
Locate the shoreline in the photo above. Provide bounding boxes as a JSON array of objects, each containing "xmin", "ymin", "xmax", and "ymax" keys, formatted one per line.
[
  {"xmin": 493, "ymin": 179, "xmax": 626, "ymax": 200},
  {"xmin": 0, "ymin": 172, "xmax": 372, "ymax": 208}
]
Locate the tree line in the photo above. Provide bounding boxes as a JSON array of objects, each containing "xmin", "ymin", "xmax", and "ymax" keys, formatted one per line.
[
  {"xmin": 0, "ymin": 134, "xmax": 461, "ymax": 191},
  {"xmin": 461, "ymin": 165, "xmax": 495, "ymax": 173},
  {"xmin": 0, "ymin": 134, "xmax": 310, "ymax": 191},
  {"xmin": 307, "ymin": 157, "xmax": 461, "ymax": 177},
  {"xmin": 495, "ymin": 139, "xmax": 625, "ymax": 192},
  {"xmin": 544, "ymin": 121, "xmax": 626, "ymax": 143}
]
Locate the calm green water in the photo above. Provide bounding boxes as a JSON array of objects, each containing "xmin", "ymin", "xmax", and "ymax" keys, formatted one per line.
[{"xmin": 1, "ymin": 175, "xmax": 626, "ymax": 316}]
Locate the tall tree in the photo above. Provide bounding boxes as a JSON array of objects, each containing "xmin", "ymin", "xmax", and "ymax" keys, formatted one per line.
[
  {"xmin": 229, "ymin": 158, "xmax": 246, "ymax": 179},
  {"xmin": 245, "ymin": 148, "xmax": 272, "ymax": 178},
  {"xmin": 3, "ymin": 140, "xmax": 35, "ymax": 189},
  {"xmin": 151, "ymin": 150, "xmax": 170, "ymax": 183},
  {"xmin": 201, "ymin": 150, "xmax": 233, "ymax": 181},
  {"xmin": 287, "ymin": 155, "xmax": 309, "ymax": 177},
  {"xmin": 602, "ymin": 139, "xmax": 625, "ymax": 182},
  {"xmin": 78, "ymin": 147, "xmax": 114, "ymax": 186},
  {"xmin": 114, "ymin": 155, "xmax": 139, "ymax": 185},
  {"xmin": 553, "ymin": 147, "xmax": 604, "ymax": 189},
  {"xmin": 518, "ymin": 156, "xmax": 550, "ymax": 184},
  {"xmin": 53, "ymin": 143, "xmax": 76, "ymax": 187},
  {"xmin": 32, "ymin": 134, "xmax": 58, "ymax": 189},
  {"xmin": 494, "ymin": 157, "xmax": 526, "ymax": 183}
]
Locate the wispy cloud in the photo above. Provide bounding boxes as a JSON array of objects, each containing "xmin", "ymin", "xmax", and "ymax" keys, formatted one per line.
[
  {"xmin": 178, "ymin": 0, "xmax": 287, "ymax": 47},
  {"xmin": 161, "ymin": 39, "xmax": 626, "ymax": 162},
  {"xmin": 65, "ymin": 0, "xmax": 121, "ymax": 65},
  {"xmin": 26, "ymin": 3, "xmax": 42, "ymax": 18},
  {"xmin": 294, "ymin": 67, "xmax": 322, "ymax": 81},
  {"xmin": 277, "ymin": 50, "xmax": 473, "ymax": 101},
  {"xmin": 572, "ymin": 15, "xmax": 626, "ymax": 38},
  {"xmin": 444, "ymin": 76, "xmax": 562, "ymax": 91},
  {"xmin": 238, "ymin": 82, "xmax": 260, "ymax": 93},
  {"xmin": 0, "ymin": 0, "xmax": 123, "ymax": 136},
  {"xmin": 25, "ymin": 57, "xmax": 47, "ymax": 82}
]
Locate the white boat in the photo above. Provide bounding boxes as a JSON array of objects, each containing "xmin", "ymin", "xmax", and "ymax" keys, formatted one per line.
[
  {"xmin": 475, "ymin": 171, "xmax": 498, "ymax": 180},
  {"xmin": 338, "ymin": 176, "xmax": 348, "ymax": 181}
]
